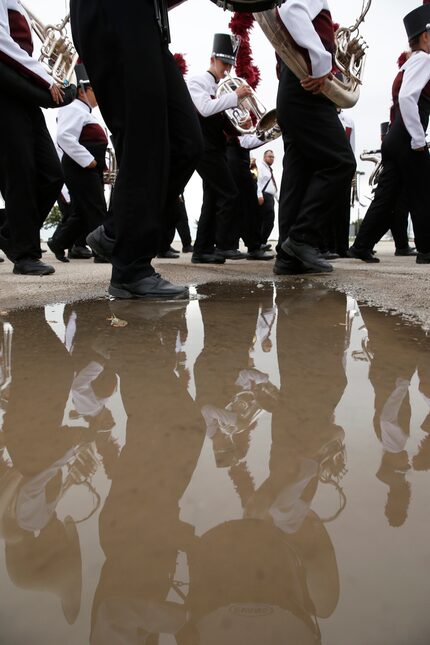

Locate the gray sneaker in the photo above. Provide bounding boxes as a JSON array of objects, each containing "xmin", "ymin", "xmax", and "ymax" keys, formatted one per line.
[
  {"xmin": 109, "ymin": 273, "xmax": 188, "ymax": 299},
  {"xmin": 86, "ymin": 226, "xmax": 115, "ymax": 261}
]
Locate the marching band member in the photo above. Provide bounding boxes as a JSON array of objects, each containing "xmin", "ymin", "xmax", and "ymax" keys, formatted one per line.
[
  {"xmin": 349, "ymin": 2, "xmax": 430, "ymax": 265},
  {"xmin": 274, "ymin": 0, "xmax": 356, "ymax": 275},
  {"xmin": 257, "ymin": 149, "xmax": 278, "ymax": 249},
  {"xmin": 0, "ymin": 0, "xmax": 63, "ymax": 275},
  {"xmin": 188, "ymin": 33, "xmax": 254, "ymax": 264},
  {"xmin": 49, "ymin": 64, "xmax": 109, "ymax": 264},
  {"xmin": 70, "ymin": 0, "xmax": 203, "ymax": 298}
]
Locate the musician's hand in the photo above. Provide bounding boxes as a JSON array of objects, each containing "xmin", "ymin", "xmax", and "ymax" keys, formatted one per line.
[
  {"xmin": 239, "ymin": 116, "xmax": 253, "ymax": 130},
  {"xmin": 50, "ymin": 83, "xmax": 64, "ymax": 105},
  {"xmin": 87, "ymin": 160, "xmax": 97, "ymax": 169},
  {"xmin": 258, "ymin": 196, "xmax": 264, "ymax": 206},
  {"xmin": 236, "ymin": 84, "xmax": 253, "ymax": 101},
  {"xmin": 301, "ymin": 72, "xmax": 333, "ymax": 94}
]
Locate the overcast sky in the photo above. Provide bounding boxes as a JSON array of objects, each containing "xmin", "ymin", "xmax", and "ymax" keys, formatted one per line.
[{"xmin": 30, "ymin": 0, "xmax": 421, "ymax": 228}]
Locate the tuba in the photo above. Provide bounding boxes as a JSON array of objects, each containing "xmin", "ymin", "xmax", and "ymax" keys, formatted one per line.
[
  {"xmin": 0, "ymin": 4, "xmax": 77, "ymax": 108},
  {"xmin": 254, "ymin": 0, "xmax": 372, "ymax": 109},
  {"xmin": 216, "ymin": 72, "xmax": 281, "ymax": 141},
  {"xmin": 360, "ymin": 149, "xmax": 382, "ymax": 190}
]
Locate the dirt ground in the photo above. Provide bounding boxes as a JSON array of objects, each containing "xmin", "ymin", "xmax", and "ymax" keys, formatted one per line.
[{"xmin": 0, "ymin": 240, "xmax": 428, "ymax": 330}]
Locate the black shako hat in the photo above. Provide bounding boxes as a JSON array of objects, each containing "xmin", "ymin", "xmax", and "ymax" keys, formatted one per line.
[
  {"xmin": 403, "ymin": 4, "xmax": 430, "ymax": 41},
  {"xmin": 380, "ymin": 121, "xmax": 390, "ymax": 137},
  {"xmin": 75, "ymin": 63, "xmax": 91, "ymax": 87},
  {"xmin": 212, "ymin": 33, "xmax": 240, "ymax": 65}
]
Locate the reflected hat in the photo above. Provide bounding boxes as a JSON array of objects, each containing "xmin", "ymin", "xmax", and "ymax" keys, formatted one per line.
[
  {"xmin": 403, "ymin": 3, "xmax": 430, "ymax": 41},
  {"xmin": 212, "ymin": 33, "xmax": 240, "ymax": 65},
  {"xmin": 75, "ymin": 63, "xmax": 91, "ymax": 87}
]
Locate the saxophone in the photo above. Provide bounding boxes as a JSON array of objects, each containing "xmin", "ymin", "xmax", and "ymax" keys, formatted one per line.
[{"xmin": 254, "ymin": 0, "xmax": 372, "ymax": 109}]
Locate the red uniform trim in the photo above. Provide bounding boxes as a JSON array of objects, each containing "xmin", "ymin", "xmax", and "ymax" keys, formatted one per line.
[
  {"xmin": 391, "ymin": 69, "xmax": 430, "ymax": 124},
  {"xmin": 8, "ymin": 10, "xmax": 33, "ymax": 55}
]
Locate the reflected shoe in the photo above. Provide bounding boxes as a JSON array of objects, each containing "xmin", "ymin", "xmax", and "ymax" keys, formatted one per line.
[
  {"xmin": 86, "ymin": 225, "xmax": 114, "ymax": 261},
  {"xmin": 216, "ymin": 248, "xmax": 247, "ymax": 260},
  {"xmin": 182, "ymin": 244, "xmax": 194, "ymax": 253},
  {"xmin": 416, "ymin": 251, "xmax": 430, "ymax": 264},
  {"xmin": 281, "ymin": 237, "xmax": 333, "ymax": 273},
  {"xmin": 321, "ymin": 251, "xmax": 340, "ymax": 260},
  {"xmin": 157, "ymin": 250, "xmax": 180, "ymax": 259},
  {"xmin": 395, "ymin": 246, "xmax": 418, "ymax": 257},
  {"xmin": 191, "ymin": 252, "xmax": 225, "ymax": 264},
  {"xmin": 347, "ymin": 245, "xmax": 380, "ymax": 263},
  {"xmin": 13, "ymin": 258, "xmax": 55, "ymax": 275},
  {"xmin": 246, "ymin": 249, "xmax": 274, "ymax": 261},
  {"xmin": 47, "ymin": 238, "xmax": 69, "ymax": 262},
  {"xmin": 108, "ymin": 273, "xmax": 188, "ymax": 299},
  {"xmin": 68, "ymin": 244, "xmax": 92, "ymax": 259}
]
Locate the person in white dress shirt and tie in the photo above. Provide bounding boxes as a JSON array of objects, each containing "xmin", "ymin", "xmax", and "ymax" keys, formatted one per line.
[{"xmin": 257, "ymin": 150, "xmax": 279, "ymax": 249}]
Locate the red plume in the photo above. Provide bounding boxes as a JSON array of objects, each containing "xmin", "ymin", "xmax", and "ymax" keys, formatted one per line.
[
  {"xmin": 228, "ymin": 12, "xmax": 261, "ymax": 90},
  {"xmin": 397, "ymin": 51, "xmax": 409, "ymax": 68},
  {"xmin": 173, "ymin": 53, "xmax": 188, "ymax": 77}
]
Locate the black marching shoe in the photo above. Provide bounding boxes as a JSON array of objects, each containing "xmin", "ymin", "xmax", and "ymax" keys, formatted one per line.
[
  {"xmin": 215, "ymin": 248, "xmax": 247, "ymax": 260},
  {"xmin": 86, "ymin": 225, "xmax": 114, "ymax": 261},
  {"xmin": 395, "ymin": 246, "xmax": 418, "ymax": 257},
  {"xmin": 93, "ymin": 254, "xmax": 110, "ymax": 263},
  {"xmin": 321, "ymin": 251, "xmax": 340, "ymax": 260},
  {"xmin": 416, "ymin": 251, "xmax": 430, "ymax": 264},
  {"xmin": 47, "ymin": 238, "xmax": 69, "ymax": 263},
  {"xmin": 273, "ymin": 256, "xmax": 325, "ymax": 275},
  {"xmin": 246, "ymin": 249, "xmax": 275, "ymax": 261},
  {"xmin": 109, "ymin": 273, "xmax": 188, "ymax": 299},
  {"xmin": 182, "ymin": 244, "xmax": 194, "ymax": 253},
  {"xmin": 13, "ymin": 258, "xmax": 55, "ymax": 275},
  {"xmin": 157, "ymin": 249, "xmax": 180, "ymax": 259},
  {"xmin": 191, "ymin": 252, "xmax": 225, "ymax": 264},
  {"xmin": 68, "ymin": 244, "xmax": 92, "ymax": 259},
  {"xmin": 281, "ymin": 237, "xmax": 333, "ymax": 273},
  {"xmin": 260, "ymin": 243, "xmax": 272, "ymax": 251},
  {"xmin": 347, "ymin": 245, "xmax": 380, "ymax": 263}
]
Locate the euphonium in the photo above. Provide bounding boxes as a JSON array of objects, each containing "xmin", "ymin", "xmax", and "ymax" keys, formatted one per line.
[
  {"xmin": 254, "ymin": 0, "xmax": 372, "ymax": 109},
  {"xmin": 104, "ymin": 148, "xmax": 118, "ymax": 186},
  {"xmin": 216, "ymin": 72, "xmax": 281, "ymax": 141},
  {"xmin": 360, "ymin": 149, "xmax": 382, "ymax": 190},
  {"xmin": 21, "ymin": 4, "xmax": 78, "ymax": 87}
]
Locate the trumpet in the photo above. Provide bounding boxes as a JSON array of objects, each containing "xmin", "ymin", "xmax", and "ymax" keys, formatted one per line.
[{"xmin": 216, "ymin": 73, "xmax": 280, "ymax": 141}]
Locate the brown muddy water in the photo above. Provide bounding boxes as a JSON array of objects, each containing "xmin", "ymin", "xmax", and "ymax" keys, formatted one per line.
[{"xmin": 0, "ymin": 282, "xmax": 429, "ymax": 645}]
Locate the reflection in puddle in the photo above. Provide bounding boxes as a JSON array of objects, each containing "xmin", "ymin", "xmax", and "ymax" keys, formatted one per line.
[{"xmin": 0, "ymin": 283, "xmax": 429, "ymax": 645}]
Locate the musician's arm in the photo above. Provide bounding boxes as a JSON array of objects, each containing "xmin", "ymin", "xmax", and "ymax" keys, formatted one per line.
[
  {"xmin": 399, "ymin": 53, "xmax": 430, "ymax": 150},
  {"xmin": 0, "ymin": 1, "xmax": 53, "ymax": 88},
  {"xmin": 57, "ymin": 108, "xmax": 96, "ymax": 169},
  {"xmin": 188, "ymin": 75, "xmax": 238, "ymax": 117},
  {"xmin": 238, "ymin": 134, "xmax": 265, "ymax": 150},
  {"xmin": 278, "ymin": 0, "xmax": 332, "ymax": 78}
]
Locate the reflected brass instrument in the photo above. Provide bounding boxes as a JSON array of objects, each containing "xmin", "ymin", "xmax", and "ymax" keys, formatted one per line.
[
  {"xmin": 254, "ymin": 0, "xmax": 372, "ymax": 109},
  {"xmin": 0, "ymin": 323, "xmax": 13, "ymax": 410},
  {"xmin": 216, "ymin": 72, "xmax": 281, "ymax": 141}
]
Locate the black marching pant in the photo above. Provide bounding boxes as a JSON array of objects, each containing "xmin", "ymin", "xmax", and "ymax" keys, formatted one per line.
[
  {"xmin": 55, "ymin": 196, "xmax": 87, "ymax": 249},
  {"xmin": 70, "ymin": 0, "xmax": 203, "ymax": 282},
  {"xmin": 226, "ymin": 144, "xmax": 260, "ymax": 252},
  {"xmin": 324, "ymin": 182, "xmax": 351, "ymax": 254},
  {"xmin": 162, "ymin": 196, "xmax": 192, "ymax": 252},
  {"xmin": 355, "ymin": 118, "xmax": 430, "ymax": 254},
  {"xmin": 0, "ymin": 95, "xmax": 63, "ymax": 262},
  {"xmin": 194, "ymin": 147, "xmax": 239, "ymax": 255},
  {"xmin": 276, "ymin": 67, "xmax": 356, "ymax": 255},
  {"xmin": 53, "ymin": 144, "xmax": 107, "ymax": 251},
  {"xmin": 260, "ymin": 192, "xmax": 275, "ymax": 245},
  {"xmin": 390, "ymin": 188, "xmax": 410, "ymax": 250}
]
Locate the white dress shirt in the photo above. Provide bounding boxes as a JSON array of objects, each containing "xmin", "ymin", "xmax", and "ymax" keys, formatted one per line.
[
  {"xmin": 338, "ymin": 110, "xmax": 356, "ymax": 154},
  {"xmin": 398, "ymin": 50, "xmax": 430, "ymax": 150},
  {"xmin": 187, "ymin": 71, "xmax": 238, "ymax": 117},
  {"xmin": 57, "ymin": 98, "xmax": 106, "ymax": 168},
  {"xmin": 0, "ymin": 0, "xmax": 52, "ymax": 88},
  {"xmin": 277, "ymin": 0, "xmax": 333, "ymax": 78},
  {"xmin": 257, "ymin": 161, "xmax": 278, "ymax": 199}
]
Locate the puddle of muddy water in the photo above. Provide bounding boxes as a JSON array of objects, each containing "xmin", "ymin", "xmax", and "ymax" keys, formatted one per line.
[{"xmin": 0, "ymin": 283, "xmax": 429, "ymax": 645}]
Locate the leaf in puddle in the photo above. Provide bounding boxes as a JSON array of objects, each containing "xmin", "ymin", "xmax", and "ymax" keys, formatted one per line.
[
  {"xmin": 107, "ymin": 315, "xmax": 128, "ymax": 328},
  {"xmin": 0, "ymin": 310, "xmax": 9, "ymax": 316}
]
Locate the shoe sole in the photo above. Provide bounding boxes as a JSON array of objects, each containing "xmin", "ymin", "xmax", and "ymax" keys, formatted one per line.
[
  {"xmin": 281, "ymin": 241, "xmax": 333, "ymax": 273},
  {"xmin": 13, "ymin": 268, "xmax": 55, "ymax": 276},
  {"xmin": 246, "ymin": 257, "xmax": 274, "ymax": 261},
  {"xmin": 191, "ymin": 259, "xmax": 225, "ymax": 264},
  {"xmin": 108, "ymin": 285, "xmax": 188, "ymax": 299},
  {"xmin": 348, "ymin": 251, "xmax": 380, "ymax": 263}
]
